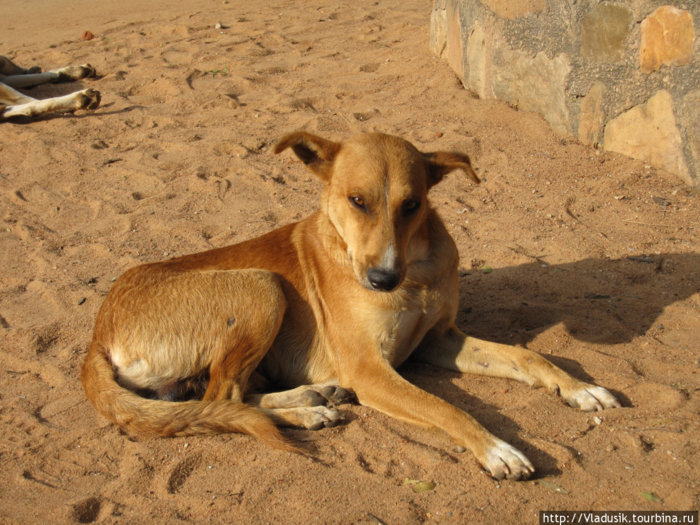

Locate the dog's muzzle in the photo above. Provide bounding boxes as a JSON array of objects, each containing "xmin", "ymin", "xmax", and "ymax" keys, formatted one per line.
[{"xmin": 367, "ymin": 268, "xmax": 401, "ymax": 292}]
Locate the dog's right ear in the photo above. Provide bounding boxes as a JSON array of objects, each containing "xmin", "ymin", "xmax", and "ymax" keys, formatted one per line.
[
  {"xmin": 274, "ymin": 131, "xmax": 341, "ymax": 181},
  {"xmin": 423, "ymin": 151, "xmax": 480, "ymax": 187}
]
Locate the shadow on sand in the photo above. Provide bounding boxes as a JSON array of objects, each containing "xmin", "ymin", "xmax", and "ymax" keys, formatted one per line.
[
  {"xmin": 456, "ymin": 252, "xmax": 698, "ymax": 346},
  {"xmin": 401, "ymin": 252, "xmax": 698, "ymax": 476}
]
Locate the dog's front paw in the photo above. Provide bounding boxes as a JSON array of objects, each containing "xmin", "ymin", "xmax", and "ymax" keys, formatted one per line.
[
  {"xmin": 297, "ymin": 384, "xmax": 355, "ymax": 408},
  {"xmin": 564, "ymin": 384, "xmax": 620, "ymax": 412},
  {"xmin": 480, "ymin": 439, "xmax": 534, "ymax": 481},
  {"xmin": 318, "ymin": 385, "xmax": 356, "ymax": 406}
]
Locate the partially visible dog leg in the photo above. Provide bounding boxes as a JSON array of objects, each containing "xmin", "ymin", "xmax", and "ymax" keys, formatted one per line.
[
  {"xmin": 0, "ymin": 82, "xmax": 36, "ymax": 106},
  {"xmin": 415, "ymin": 326, "xmax": 621, "ymax": 411},
  {"xmin": 1, "ymin": 64, "xmax": 97, "ymax": 89},
  {"xmin": 201, "ymin": 278, "xmax": 288, "ymax": 404},
  {"xmin": 246, "ymin": 385, "xmax": 354, "ymax": 430},
  {"xmin": 2, "ymin": 88, "xmax": 101, "ymax": 119},
  {"xmin": 84, "ymin": 269, "xmax": 299, "ymax": 450},
  {"xmin": 248, "ymin": 384, "xmax": 355, "ymax": 409},
  {"xmin": 0, "ymin": 56, "xmax": 40, "ymax": 76},
  {"xmin": 259, "ymin": 406, "xmax": 344, "ymax": 430}
]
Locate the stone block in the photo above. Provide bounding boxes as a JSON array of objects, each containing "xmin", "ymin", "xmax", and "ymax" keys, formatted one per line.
[
  {"xmin": 479, "ymin": 0, "xmax": 545, "ymax": 20},
  {"xmin": 604, "ymin": 90, "xmax": 690, "ymax": 184},
  {"xmin": 430, "ymin": 0, "xmax": 448, "ymax": 58},
  {"xmin": 429, "ymin": 0, "xmax": 698, "ymax": 185},
  {"xmin": 640, "ymin": 6, "xmax": 695, "ymax": 73},
  {"xmin": 446, "ymin": 0, "xmax": 465, "ymax": 81},
  {"xmin": 678, "ymin": 90, "xmax": 700, "ymax": 184},
  {"xmin": 578, "ymin": 82, "xmax": 606, "ymax": 147},
  {"xmin": 467, "ymin": 19, "xmax": 491, "ymax": 98},
  {"xmin": 581, "ymin": 2, "xmax": 633, "ymax": 62},
  {"xmin": 492, "ymin": 43, "xmax": 571, "ymax": 134}
]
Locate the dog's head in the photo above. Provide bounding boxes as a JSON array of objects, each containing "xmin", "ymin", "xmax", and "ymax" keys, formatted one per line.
[{"xmin": 275, "ymin": 131, "xmax": 479, "ymax": 292}]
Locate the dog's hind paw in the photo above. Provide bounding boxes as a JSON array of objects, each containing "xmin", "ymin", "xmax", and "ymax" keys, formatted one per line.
[
  {"xmin": 78, "ymin": 88, "xmax": 101, "ymax": 110},
  {"xmin": 564, "ymin": 384, "xmax": 621, "ymax": 412},
  {"xmin": 56, "ymin": 64, "xmax": 97, "ymax": 81},
  {"xmin": 302, "ymin": 406, "xmax": 343, "ymax": 430},
  {"xmin": 480, "ymin": 440, "xmax": 534, "ymax": 481},
  {"xmin": 261, "ymin": 405, "xmax": 344, "ymax": 430}
]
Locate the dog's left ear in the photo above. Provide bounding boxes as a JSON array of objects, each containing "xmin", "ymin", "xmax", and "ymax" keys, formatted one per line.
[
  {"xmin": 424, "ymin": 151, "xmax": 480, "ymax": 187},
  {"xmin": 274, "ymin": 131, "xmax": 341, "ymax": 181}
]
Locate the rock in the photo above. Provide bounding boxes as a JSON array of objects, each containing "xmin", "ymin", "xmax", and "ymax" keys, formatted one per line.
[
  {"xmin": 492, "ymin": 42, "xmax": 571, "ymax": 134},
  {"xmin": 445, "ymin": 0, "xmax": 464, "ymax": 80},
  {"xmin": 578, "ymin": 82, "xmax": 606, "ymax": 146},
  {"xmin": 678, "ymin": 90, "xmax": 700, "ymax": 182},
  {"xmin": 581, "ymin": 3, "xmax": 633, "ymax": 62},
  {"xmin": 430, "ymin": 0, "xmax": 464, "ymax": 79},
  {"xmin": 480, "ymin": 0, "xmax": 545, "ymax": 20},
  {"xmin": 429, "ymin": 0, "xmax": 447, "ymax": 58},
  {"xmin": 466, "ymin": 19, "xmax": 490, "ymax": 98},
  {"xmin": 604, "ymin": 90, "xmax": 690, "ymax": 184},
  {"xmin": 640, "ymin": 6, "xmax": 695, "ymax": 74},
  {"xmin": 429, "ymin": 0, "xmax": 698, "ymax": 185}
]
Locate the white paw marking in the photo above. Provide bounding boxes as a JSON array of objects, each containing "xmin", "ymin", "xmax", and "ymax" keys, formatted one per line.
[
  {"xmin": 567, "ymin": 385, "xmax": 621, "ymax": 411},
  {"xmin": 483, "ymin": 440, "xmax": 535, "ymax": 481}
]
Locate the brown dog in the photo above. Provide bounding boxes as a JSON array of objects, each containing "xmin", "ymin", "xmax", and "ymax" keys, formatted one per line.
[
  {"xmin": 82, "ymin": 131, "xmax": 620, "ymax": 480},
  {"xmin": 0, "ymin": 55, "xmax": 100, "ymax": 119}
]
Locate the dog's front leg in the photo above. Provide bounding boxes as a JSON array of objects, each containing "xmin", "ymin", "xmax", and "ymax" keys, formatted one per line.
[
  {"xmin": 338, "ymin": 348, "xmax": 534, "ymax": 480},
  {"xmin": 415, "ymin": 326, "xmax": 620, "ymax": 411},
  {"xmin": 1, "ymin": 89, "xmax": 101, "ymax": 118}
]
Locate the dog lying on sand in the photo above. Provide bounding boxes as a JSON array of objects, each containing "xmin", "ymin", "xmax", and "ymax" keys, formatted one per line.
[
  {"xmin": 82, "ymin": 131, "xmax": 620, "ymax": 480},
  {"xmin": 1, "ymin": 55, "xmax": 99, "ymax": 119}
]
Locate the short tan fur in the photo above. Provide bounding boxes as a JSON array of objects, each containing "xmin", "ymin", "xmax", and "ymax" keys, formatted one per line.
[{"xmin": 82, "ymin": 131, "xmax": 620, "ymax": 480}]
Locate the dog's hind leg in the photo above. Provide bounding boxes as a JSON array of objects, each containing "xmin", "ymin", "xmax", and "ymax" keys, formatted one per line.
[
  {"xmin": 248, "ymin": 384, "xmax": 355, "ymax": 409},
  {"xmin": 1, "ymin": 89, "xmax": 101, "ymax": 118},
  {"xmin": 258, "ymin": 406, "xmax": 344, "ymax": 430},
  {"xmin": 202, "ymin": 273, "xmax": 288, "ymax": 403},
  {"xmin": 246, "ymin": 385, "xmax": 354, "ymax": 429},
  {"xmin": 415, "ymin": 326, "xmax": 621, "ymax": 411},
  {"xmin": 0, "ymin": 82, "xmax": 36, "ymax": 106},
  {"xmin": 0, "ymin": 56, "xmax": 38, "ymax": 76},
  {"xmin": 1, "ymin": 64, "xmax": 97, "ymax": 89},
  {"xmin": 106, "ymin": 267, "xmax": 286, "ymax": 403}
]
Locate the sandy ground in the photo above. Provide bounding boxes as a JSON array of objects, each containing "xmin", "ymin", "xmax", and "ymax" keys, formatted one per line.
[{"xmin": 1, "ymin": 0, "xmax": 698, "ymax": 523}]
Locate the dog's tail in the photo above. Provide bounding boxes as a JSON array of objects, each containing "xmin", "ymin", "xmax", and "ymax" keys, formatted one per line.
[{"xmin": 81, "ymin": 342, "xmax": 297, "ymax": 452}]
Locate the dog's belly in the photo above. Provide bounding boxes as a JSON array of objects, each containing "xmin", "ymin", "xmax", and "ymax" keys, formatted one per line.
[{"xmin": 109, "ymin": 331, "xmax": 216, "ymax": 391}]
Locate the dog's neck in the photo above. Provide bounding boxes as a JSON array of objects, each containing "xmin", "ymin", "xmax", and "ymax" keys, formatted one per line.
[{"xmin": 312, "ymin": 210, "xmax": 353, "ymax": 270}]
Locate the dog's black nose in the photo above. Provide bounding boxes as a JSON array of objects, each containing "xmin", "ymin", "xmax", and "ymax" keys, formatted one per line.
[{"xmin": 367, "ymin": 268, "xmax": 400, "ymax": 291}]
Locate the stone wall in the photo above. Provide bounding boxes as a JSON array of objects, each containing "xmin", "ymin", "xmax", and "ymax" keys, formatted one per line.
[{"xmin": 430, "ymin": 0, "xmax": 699, "ymax": 186}]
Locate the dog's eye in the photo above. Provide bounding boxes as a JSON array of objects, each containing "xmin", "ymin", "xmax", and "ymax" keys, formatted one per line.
[
  {"xmin": 402, "ymin": 198, "xmax": 420, "ymax": 216},
  {"xmin": 349, "ymin": 195, "xmax": 367, "ymax": 210}
]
